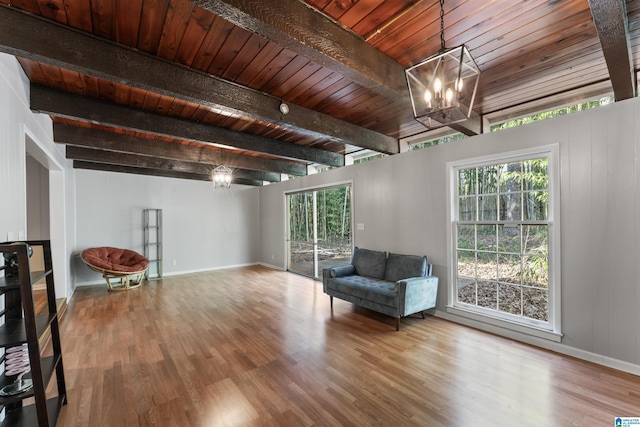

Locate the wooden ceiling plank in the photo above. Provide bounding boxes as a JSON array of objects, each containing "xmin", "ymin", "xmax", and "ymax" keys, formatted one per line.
[
  {"xmin": 113, "ymin": 84, "xmax": 132, "ymax": 106},
  {"xmin": 81, "ymin": 73, "xmax": 100, "ymax": 98},
  {"xmin": 191, "ymin": 0, "xmax": 408, "ymax": 99},
  {"xmin": 115, "ymin": 0, "xmax": 143, "ymax": 46},
  {"xmin": 9, "ymin": 0, "xmax": 40, "ymax": 14},
  {"xmin": 97, "ymin": 79, "xmax": 117, "ymax": 102},
  {"xmin": 174, "ymin": 5, "xmax": 216, "ymax": 66},
  {"xmin": 32, "ymin": 84, "xmax": 344, "ymax": 166},
  {"xmin": 207, "ymin": 25, "xmax": 252, "ymax": 76},
  {"xmin": 221, "ymin": 32, "xmax": 268, "ymax": 81},
  {"xmin": 272, "ymin": 62, "xmax": 325, "ymax": 99},
  {"xmin": 89, "ymin": 0, "xmax": 115, "ymax": 39},
  {"xmin": 54, "ymin": 123, "xmax": 306, "ymax": 176},
  {"xmin": 137, "ymin": 0, "xmax": 170, "ymax": 54},
  {"xmin": 235, "ymin": 41, "xmax": 284, "ymax": 87},
  {"xmin": 37, "ymin": 0, "xmax": 68, "ymax": 24},
  {"xmin": 587, "ymin": 0, "xmax": 635, "ymax": 100},
  {"xmin": 0, "ymin": 5, "xmax": 399, "ymax": 152},
  {"xmin": 66, "ymin": 145, "xmax": 275, "ymax": 182},
  {"xmin": 352, "ymin": 0, "xmax": 418, "ymax": 37},
  {"xmin": 156, "ymin": 0, "xmax": 194, "ymax": 61},
  {"xmin": 190, "ymin": 15, "xmax": 235, "ymax": 71},
  {"xmin": 39, "ymin": 63, "xmax": 67, "ymax": 91},
  {"xmin": 284, "ymin": 67, "xmax": 336, "ymax": 103},
  {"xmin": 73, "ymin": 160, "xmax": 264, "ymax": 186}
]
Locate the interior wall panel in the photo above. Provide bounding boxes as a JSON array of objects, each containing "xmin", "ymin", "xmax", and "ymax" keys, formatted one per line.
[
  {"xmin": 0, "ymin": 53, "xmax": 74, "ymax": 298},
  {"xmin": 74, "ymin": 170, "xmax": 261, "ymax": 285},
  {"xmin": 259, "ymin": 98, "xmax": 640, "ymax": 373}
]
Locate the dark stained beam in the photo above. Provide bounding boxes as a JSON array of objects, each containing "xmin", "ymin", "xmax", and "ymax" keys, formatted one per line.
[
  {"xmin": 449, "ymin": 109, "xmax": 483, "ymax": 136},
  {"xmin": 72, "ymin": 160, "xmax": 264, "ymax": 186},
  {"xmin": 192, "ymin": 0, "xmax": 407, "ymax": 99},
  {"xmin": 73, "ymin": 161, "xmax": 263, "ymax": 186},
  {"xmin": 0, "ymin": 5, "xmax": 398, "ymax": 154},
  {"xmin": 66, "ymin": 146, "xmax": 280, "ymax": 182},
  {"xmin": 588, "ymin": 0, "xmax": 635, "ymax": 100},
  {"xmin": 54, "ymin": 123, "xmax": 306, "ymax": 176},
  {"xmin": 32, "ymin": 85, "xmax": 343, "ymax": 167}
]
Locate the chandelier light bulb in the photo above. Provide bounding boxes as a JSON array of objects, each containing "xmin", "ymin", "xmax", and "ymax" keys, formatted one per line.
[
  {"xmin": 445, "ymin": 88, "xmax": 453, "ymax": 105},
  {"xmin": 423, "ymin": 89, "xmax": 432, "ymax": 107},
  {"xmin": 434, "ymin": 78, "xmax": 442, "ymax": 97}
]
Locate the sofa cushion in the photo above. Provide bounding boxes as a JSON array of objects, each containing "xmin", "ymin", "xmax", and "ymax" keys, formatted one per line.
[
  {"xmin": 351, "ymin": 247, "xmax": 386, "ymax": 279},
  {"xmin": 383, "ymin": 252, "xmax": 427, "ymax": 282},
  {"xmin": 328, "ymin": 275, "xmax": 397, "ymax": 307}
]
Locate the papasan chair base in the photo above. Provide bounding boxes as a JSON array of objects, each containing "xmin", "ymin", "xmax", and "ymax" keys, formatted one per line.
[{"xmin": 81, "ymin": 247, "xmax": 150, "ymax": 292}]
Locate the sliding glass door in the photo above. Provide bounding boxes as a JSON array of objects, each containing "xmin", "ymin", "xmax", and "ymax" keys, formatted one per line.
[{"xmin": 286, "ymin": 184, "xmax": 353, "ymax": 279}]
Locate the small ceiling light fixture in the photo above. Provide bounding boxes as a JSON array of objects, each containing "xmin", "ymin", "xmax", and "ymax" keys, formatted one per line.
[
  {"xmin": 213, "ymin": 165, "xmax": 233, "ymax": 189},
  {"xmin": 405, "ymin": 0, "xmax": 480, "ymax": 130},
  {"xmin": 213, "ymin": 149, "xmax": 233, "ymax": 189},
  {"xmin": 279, "ymin": 102, "xmax": 289, "ymax": 115}
]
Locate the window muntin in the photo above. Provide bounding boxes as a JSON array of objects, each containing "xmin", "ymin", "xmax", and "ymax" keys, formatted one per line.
[{"xmin": 453, "ymin": 156, "xmax": 553, "ymax": 329}]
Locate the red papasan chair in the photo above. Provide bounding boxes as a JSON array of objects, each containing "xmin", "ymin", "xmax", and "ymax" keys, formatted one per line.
[{"xmin": 81, "ymin": 247, "xmax": 149, "ymax": 291}]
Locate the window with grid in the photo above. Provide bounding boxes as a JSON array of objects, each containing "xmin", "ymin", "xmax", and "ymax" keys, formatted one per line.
[{"xmin": 451, "ymin": 149, "xmax": 559, "ymax": 334}]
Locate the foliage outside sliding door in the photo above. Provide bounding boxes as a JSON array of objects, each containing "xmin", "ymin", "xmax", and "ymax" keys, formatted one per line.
[
  {"xmin": 451, "ymin": 147, "xmax": 560, "ymax": 335},
  {"xmin": 287, "ymin": 184, "xmax": 352, "ymax": 279}
]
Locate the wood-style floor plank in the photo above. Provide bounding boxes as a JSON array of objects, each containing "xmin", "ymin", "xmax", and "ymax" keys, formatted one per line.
[{"xmin": 55, "ymin": 265, "xmax": 640, "ymax": 426}]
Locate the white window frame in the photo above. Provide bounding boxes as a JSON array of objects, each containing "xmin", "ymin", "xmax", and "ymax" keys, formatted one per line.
[{"xmin": 446, "ymin": 145, "xmax": 562, "ymax": 342}]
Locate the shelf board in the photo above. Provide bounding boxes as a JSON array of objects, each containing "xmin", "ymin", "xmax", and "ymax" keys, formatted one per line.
[
  {"xmin": 0, "ymin": 314, "xmax": 57, "ymax": 347},
  {"xmin": 0, "ymin": 276, "xmax": 21, "ymax": 292},
  {"xmin": 30, "ymin": 270, "xmax": 51, "ymax": 286},
  {"xmin": 0, "ymin": 270, "xmax": 51, "ymax": 293},
  {"xmin": 0, "ymin": 355, "xmax": 59, "ymax": 406},
  {"xmin": 1, "ymin": 395, "xmax": 65, "ymax": 427}
]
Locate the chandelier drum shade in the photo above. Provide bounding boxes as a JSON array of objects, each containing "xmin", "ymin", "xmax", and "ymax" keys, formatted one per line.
[{"xmin": 405, "ymin": 0, "xmax": 480, "ymax": 130}]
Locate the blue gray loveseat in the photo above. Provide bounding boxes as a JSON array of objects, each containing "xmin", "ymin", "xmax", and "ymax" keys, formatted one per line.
[{"xmin": 322, "ymin": 247, "xmax": 438, "ymax": 330}]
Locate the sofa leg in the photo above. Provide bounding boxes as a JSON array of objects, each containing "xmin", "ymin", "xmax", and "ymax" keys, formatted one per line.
[
  {"xmin": 395, "ymin": 318, "xmax": 400, "ymax": 331},
  {"xmin": 421, "ymin": 311, "xmax": 426, "ymax": 319},
  {"xmin": 330, "ymin": 296, "xmax": 333, "ymax": 309}
]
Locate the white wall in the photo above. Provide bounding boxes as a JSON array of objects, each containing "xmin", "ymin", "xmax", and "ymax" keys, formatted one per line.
[
  {"xmin": 259, "ymin": 98, "xmax": 640, "ymax": 374},
  {"xmin": 74, "ymin": 170, "xmax": 261, "ymax": 286},
  {"xmin": 0, "ymin": 53, "xmax": 74, "ymax": 298}
]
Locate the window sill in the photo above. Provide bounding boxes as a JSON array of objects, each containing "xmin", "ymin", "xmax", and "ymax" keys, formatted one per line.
[{"xmin": 445, "ymin": 305, "xmax": 563, "ymax": 343}]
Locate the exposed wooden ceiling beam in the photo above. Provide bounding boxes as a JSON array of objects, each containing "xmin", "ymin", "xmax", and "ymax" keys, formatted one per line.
[
  {"xmin": 66, "ymin": 146, "xmax": 279, "ymax": 182},
  {"xmin": 73, "ymin": 160, "xmax": 264, "ymax": 186},
  {"xmin": 191, "ymin": 0, "xmax": 481, "ymax": 136},
  {"xmin": 588, "ymin": 0, "xmax": 635, "ymax": 100},
  {"xmin": 54, "ymin": 123, "xmax": 306, "ymax": 176},
  {"xmin": 32, "ymin": 85, "xmax": 343, "ymax": 167},
  {"xmin": 192, "ymin": 0, "xmax": 408, "ymax": 99},
  {"xmin": 0, "ymin": 4, "xmax": 398, "ymax": 154}
]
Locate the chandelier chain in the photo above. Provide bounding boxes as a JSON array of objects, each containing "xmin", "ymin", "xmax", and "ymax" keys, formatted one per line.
[{"xmin": 439, "ymin": 0, "xmax": 445, "ymax": 51}]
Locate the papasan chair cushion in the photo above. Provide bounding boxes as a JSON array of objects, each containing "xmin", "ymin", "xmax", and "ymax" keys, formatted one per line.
[{"xmin": 81, "ymin": 247, "xmax": 149, "ymax": 291}]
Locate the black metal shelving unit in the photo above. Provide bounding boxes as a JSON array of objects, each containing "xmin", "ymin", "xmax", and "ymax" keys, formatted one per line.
[{"xmin": 0, "ymin": 241, "xmax": 66, "ymax": 426}]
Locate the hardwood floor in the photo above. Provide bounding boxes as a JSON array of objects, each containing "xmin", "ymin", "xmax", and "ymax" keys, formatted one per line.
[{"xmin": 55, "ymin": 265, "xmax": 640, "ymax": 426}]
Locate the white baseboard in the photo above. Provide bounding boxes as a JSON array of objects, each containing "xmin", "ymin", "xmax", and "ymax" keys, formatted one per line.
[
  {"xmin": 434, "ymin": 309, "xmax": 640, "ymax": 376},
  {"xmin": 74, "ymin": 262, "xmax": 264, "ymax": 287},
  {"xmin": 258, "ymin": 262, "xmax": 285, "ymax": 271},
  {"xmin": 162, "ymin": 262, "xmax": 259, "ymax": 277}
]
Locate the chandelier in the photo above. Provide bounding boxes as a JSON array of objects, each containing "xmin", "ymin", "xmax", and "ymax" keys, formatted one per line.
[
  {"xmin": 405, "ymin": 0, "xmax": 480, "ymax": 130},
  {"xmin": 212, "ymin": 164, "xmax": 233, "ymax": 189}
]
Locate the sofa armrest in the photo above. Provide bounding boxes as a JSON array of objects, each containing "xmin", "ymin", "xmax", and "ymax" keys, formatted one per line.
[
  {"xmin": 395, "ymin": 276, "xmax": 439, "ymax": 316},
  {"xmin": 322, "ymin": 264, "xmax": 356, "ymax": 293}
]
